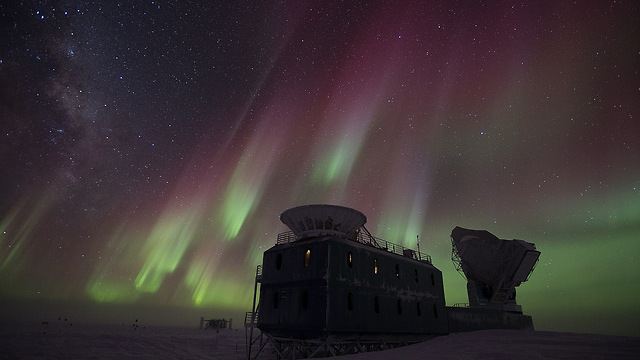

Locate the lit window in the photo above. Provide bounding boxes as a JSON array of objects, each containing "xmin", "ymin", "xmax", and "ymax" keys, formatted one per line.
[
  {"xmin": 347, "ymin": 251, "xmax": 353, "ymax": 268},
  {"xmin": 304, "ymin": 249, "xmax": 310, "ymax": 268},
  {"xmin": 373, "ymin": 258, "xmax": 378, "ymax": 274},
  {"xmin": 395, "ymin": 264, "xmax": 400, "ymax": 279}
]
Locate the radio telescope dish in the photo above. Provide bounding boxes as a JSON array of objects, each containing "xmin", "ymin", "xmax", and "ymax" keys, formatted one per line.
[{"xmin": 451, "ymin": 226, "xmax": 540, "ymax": 309}]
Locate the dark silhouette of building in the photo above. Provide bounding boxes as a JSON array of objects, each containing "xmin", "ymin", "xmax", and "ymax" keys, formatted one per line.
[{"xmin": 245, "ymin": 205, "xmax": 539, "ymax": 359}]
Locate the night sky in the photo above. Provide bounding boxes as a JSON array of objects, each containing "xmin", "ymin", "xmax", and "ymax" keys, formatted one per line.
[{"xmin": 1, "ymin": 1, "xmax": 639, "ymax": 336}]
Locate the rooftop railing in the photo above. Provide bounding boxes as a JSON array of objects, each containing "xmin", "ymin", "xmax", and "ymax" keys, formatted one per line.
[
  {"xmin": 275, "ymin": 229, "xmax": 432, "ymax": 264},
  {"xmin": 276, "ymin": 231, "xmax": 298, "ymax": 244},
  {"xmin": 244, "ymin": 311, "xmax": 259, "ymax": 327}
]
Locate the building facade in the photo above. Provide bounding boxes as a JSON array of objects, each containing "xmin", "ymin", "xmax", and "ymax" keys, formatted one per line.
[{"xmin": 257, "ymin": 205, "xmax": 448, "ymax": 341}]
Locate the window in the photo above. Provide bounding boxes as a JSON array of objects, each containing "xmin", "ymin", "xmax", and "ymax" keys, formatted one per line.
[
  {"xmin": 414, "ymin": 269, "xmax": 419, "ymax": 283},
  {"xmin": 431, "ymin": 272, "xmax": 435, "ymax": 286},
  {"xmin": 347, "ymin": 251, "xmax": 353, "ymax": 268},
  {"xmin": 347, "ymin": 292, "xmax": 353, "ymax": 311},
  {"xmin": 397, "ymin": 299, "xmax": 402, "ymax": 315},
  {"xmin": 276, "ymin": 254, "xmax": 282, "ymax": 270},
  {"xmin": 374, "ymin": 296, "xmax": 380, "ymax": 314},
  {"xmin": 433, "ymin": 304, "xmax": 438, "ymax": 318},
  {"xmin": 395, "ymin": 264, "xmax": 400, "ymax": 279},
  {"xmin": 304, "ymin": 249, "xmax": 310, "ymax": 268},
  {"xmin": 273, "ymin": 292, "xmax": 279, "ymax": 309},
  {"xmin": 373, "ymin": 258, "xmax": 378, "ymax": 274},
  {"xmin": 417, "ymin": 302, "xmax": 422, "ymax": 316},
  {"xmin": 301, "ymin": 291, "xmax": 308, "ymax": 309}
]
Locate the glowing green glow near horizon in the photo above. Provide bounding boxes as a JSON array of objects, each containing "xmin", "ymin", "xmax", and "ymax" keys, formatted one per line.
[
  {"xmin": 86, "ymin": 279, "xmax": 140, "ymax": 303},
  {"xmin": 184, "ymin": 260, "xmax": 208, "ymax": 304},
  {"xmin": 515, "ymin": 231, "xmax": 640, "ymax": 335},
  {"xmin": 186, "ymin": 260, "xmax": 252, "ymax": 308},
  {"xmin": 193, "ymin": 277, "xmax": 253, "ymax": 308},
  {"xmin": 135, "ymin": 210, "xmax": 199, "ymax": 292}
]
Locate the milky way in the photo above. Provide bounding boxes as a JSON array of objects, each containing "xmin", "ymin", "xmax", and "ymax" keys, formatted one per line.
[{"xmin": 1, "ymin": 1, "xmax": 639, "ymax": 335}]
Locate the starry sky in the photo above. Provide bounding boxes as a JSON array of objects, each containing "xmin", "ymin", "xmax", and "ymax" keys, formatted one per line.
[{"xmin": 1, "ymin": 1, "xmax": 639, "ymax": 336}]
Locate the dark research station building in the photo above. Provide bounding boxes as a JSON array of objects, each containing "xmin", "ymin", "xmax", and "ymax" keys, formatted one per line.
[
  {"xmin": 258, "ymin": 205, "xmax": 448, "ymax": 341},
  {"xmin": 245, "ymin": 204, "xmax": 540, "ymax": 359}
]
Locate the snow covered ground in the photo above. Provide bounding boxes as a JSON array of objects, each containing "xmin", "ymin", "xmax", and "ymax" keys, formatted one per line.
[
  {"xmin": 315, "ymin": 330, "xmax": 640, "ymax": 360},
  {"xmin": 1, "ymin": 321, "xmax": 638, "ymax": 360},
  {"xmin": 0, "ymin": 321, "xmax": 246, "ymax": 360}
]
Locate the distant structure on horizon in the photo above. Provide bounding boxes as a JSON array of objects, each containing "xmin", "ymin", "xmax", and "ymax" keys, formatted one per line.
[{"xmin": 245, "ymin": 204, "xmax": 540, "ymax": 359}]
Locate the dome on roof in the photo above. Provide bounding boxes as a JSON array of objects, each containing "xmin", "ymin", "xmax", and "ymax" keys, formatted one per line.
[{"xmin": 280, "ymin": 204, "xmax": 367, "ymax": 239}]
